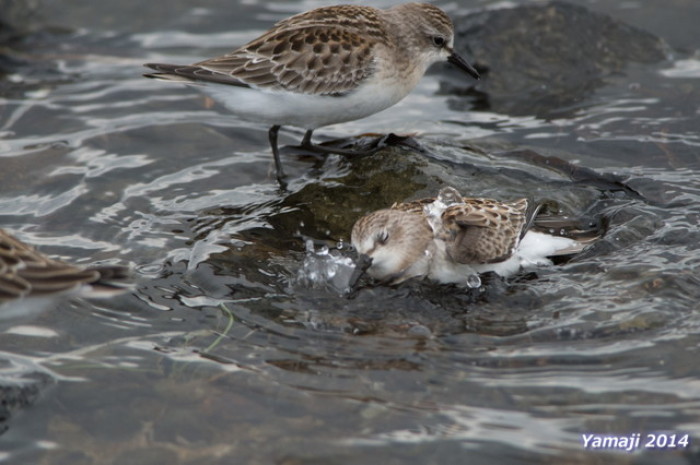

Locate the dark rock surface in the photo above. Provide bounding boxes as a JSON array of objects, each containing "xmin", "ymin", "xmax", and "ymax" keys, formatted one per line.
[
  {"xmin": 444, "ymin": 1, "xmax": 669, "ymax": 116},
  {"xmin": 0, "ymin": 0, "xmax": 42, "ymax": 44}
]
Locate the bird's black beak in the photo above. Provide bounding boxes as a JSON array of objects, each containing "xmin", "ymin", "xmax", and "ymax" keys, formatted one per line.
[
  {"xmin": 347, "ymin": 253, "xmax": 373, "ymax": 295},
  {"xmin": 447, "ymin": 51, "xmax": 480, "ymax": 80}
]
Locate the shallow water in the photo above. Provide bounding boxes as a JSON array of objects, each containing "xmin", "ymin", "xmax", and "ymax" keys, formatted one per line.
[{"xmin": 1, "ymin": 0, "xmax": 699, "ymax": 464}]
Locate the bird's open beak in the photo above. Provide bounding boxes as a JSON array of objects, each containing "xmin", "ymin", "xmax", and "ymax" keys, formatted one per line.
[{"xmin": 447, "ymin": 51, "xmax": 480, "ymax": 80}]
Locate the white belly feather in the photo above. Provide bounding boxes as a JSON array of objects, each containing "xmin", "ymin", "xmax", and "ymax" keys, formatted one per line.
[{"xmin": 199, "ymin": 76, "xmax": 412, "ymax": 129}]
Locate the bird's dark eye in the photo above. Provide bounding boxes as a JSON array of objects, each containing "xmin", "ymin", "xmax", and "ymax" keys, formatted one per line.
[
  {"xmin": 377, "ymin": 230, "xmax": 389, "ymax": 245},
  {"xmin": 431, "ymin": 35, "xmax": 446, "ymax": 48}
]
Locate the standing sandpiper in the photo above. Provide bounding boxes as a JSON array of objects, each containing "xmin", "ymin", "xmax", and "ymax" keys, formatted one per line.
[
  {"xmin": 144, "ymin": 3, "xmax": 479, "ymax": 185},
  {"xmin": 351, "ymin": 187, "xmax": 598, "ymax": 285}
]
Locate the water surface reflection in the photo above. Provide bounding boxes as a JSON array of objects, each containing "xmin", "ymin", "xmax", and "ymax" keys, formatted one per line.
[{"xmin": 1, "ymin": 0, "xmax": 699, "ymax": 464}]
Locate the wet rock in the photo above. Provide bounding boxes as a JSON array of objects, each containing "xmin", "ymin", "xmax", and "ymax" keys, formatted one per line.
[
  {"xmin": 0, "ymin": 371, "xmax": 52, "ymax": 434},
  {"xmin": 445, "ymin": 1, "xmax": 669, "ymax": 116},
  {"xmin": 0, "ymin": 1, "xmax": 67, "ymax": 98},
  {"xmin": 271, "ymin": 145, "xmax": 433, "ymax": 240},
  {"xmin": 0, "ymin": 0, "xmax": 42, "ymax": 44}
]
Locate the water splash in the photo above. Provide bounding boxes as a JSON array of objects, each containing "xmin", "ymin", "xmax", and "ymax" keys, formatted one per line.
[
  {"xmin": 424, "ymin": 186, "xmax": 465, "ymax": 234},
  {"xmin": 466, "ymin": 274, "xmax": 482, "ymax": 289},
  {"xmin": 436, "ymin": 186, "xmax": 463, "ymax": 206},
  {"xmin": 296, "ymin": 240, "xmax": 357, "ymax": 293}
]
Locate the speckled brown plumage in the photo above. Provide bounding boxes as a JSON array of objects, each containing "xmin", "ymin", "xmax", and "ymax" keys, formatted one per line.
[
  {"xmin": 195, "ymin": 15, "xmax": 382, "ymax": 96},
  {"xmin": 441, "ymin": 198, "xmax": 528, "ymax": 264},
  {"xmin": 352, "ymin": 187, "xmax": 596, "ymax": 284},
  {"xmin": 0, "ymin": 230, "xmax": 130, "ymax": 302},
  {"xmin": 143, "ymin": 3, "xmax": 479, "ymax": 186},
  {"xmin": 144, "ymin": 3, "xmax": 466, "ymax": 96},
  {"xmin": 392, "ymin": 196, "xmax": 528, "ymax": 264}
]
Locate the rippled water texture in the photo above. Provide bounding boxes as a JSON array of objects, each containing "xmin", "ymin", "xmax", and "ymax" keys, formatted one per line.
[{"xmin": 1, "ymin": 0, "xmax": 699, "ymax": 464}]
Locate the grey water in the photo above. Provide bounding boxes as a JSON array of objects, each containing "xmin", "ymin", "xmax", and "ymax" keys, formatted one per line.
[{"xmin": 1, "ymin": 0, "xmax": 699, "ymax": 464}]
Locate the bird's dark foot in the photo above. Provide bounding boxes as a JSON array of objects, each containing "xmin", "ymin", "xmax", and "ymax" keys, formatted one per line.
[
  {"xmin": 275, "ymin": 173, "xmax": 289, "ymax": 191},
  {"xmin": 296, "ymin": 131, "xmax": 424, "ymax": 158},
  {"xmin": 300, "ymin": 140, "xmax": 383, "ymax": 158}
]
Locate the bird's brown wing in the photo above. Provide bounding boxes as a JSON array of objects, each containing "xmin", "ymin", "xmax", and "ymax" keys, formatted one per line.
[
  {"xmin": 441, "ymin": 198, "xmax": 528, "ymax": 264},
  {"xmin": 0, "ymin": 230, "xmax": 130, "ymax": 301},
  {"xmin": 0, "ymin": 230, "xmax": 100, "ymax": 301},
  {"xmin": 200, "ymin": 24, "xmax": 378, "ymax": 95},
  {"xmin": 145, "ymin": 18, "xmax": 381, "ymax": 96}
]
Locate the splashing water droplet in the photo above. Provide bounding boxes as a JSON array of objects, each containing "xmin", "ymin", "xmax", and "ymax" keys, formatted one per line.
[
  {"xmin": 466, "ymin": 274, "xmax": 481, "ymax": 289},
  {"xmin": 296, "ymin": 239, "xmax": 357, "ymax": 294},
  {"xmin": 437, "ymin": 187, "xmax": 462, "ymax": 206},
  {"xmin": 336, "ymin": 239, "xmax": 344, "ymax": 250},
  {"xmin": 425, "ymin": 187, "xmax": 464, "ymax": 233}
]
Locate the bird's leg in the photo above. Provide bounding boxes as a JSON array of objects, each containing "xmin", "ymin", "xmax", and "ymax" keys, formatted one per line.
[{"xmin": 268, "ymin": 125, "xmax": 288, "ymax": 188}]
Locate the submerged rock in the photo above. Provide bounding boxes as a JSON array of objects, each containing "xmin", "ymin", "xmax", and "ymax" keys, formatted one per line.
[
  {"xmin": 0, "ymin": 0, "xmax": 67, "ymax": 98},
  {"xmin": 444, "ymin": 1, "xmax": 669, "ymax": 116},
  {"xmin": 0, "ymin": 0, "xmax": 42, "ymax": 44}
]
